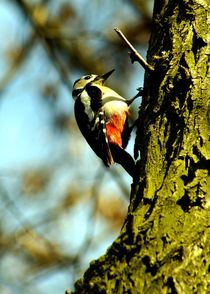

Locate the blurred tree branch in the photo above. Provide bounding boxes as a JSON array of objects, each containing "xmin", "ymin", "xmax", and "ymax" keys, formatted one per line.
[
  {"xmin": 0, "ymin": 32, "xmax": 36, "ymax": 93},
  {"xmin": 13, "ymin": 0, "xmax": 73, "ymax": 92}
]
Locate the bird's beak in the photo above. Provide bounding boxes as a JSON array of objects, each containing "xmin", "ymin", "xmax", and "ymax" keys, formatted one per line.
[
  {"xmin": 100, "ymin": 69, "xmax": 115, "ymax": 81},
  {"xmin": 94, "ymin": 69, "xmax": 115, "ymax": 83}
]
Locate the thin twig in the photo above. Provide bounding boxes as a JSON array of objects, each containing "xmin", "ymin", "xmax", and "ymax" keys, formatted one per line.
[{"xmin": 114, "ymin": 27, "xmax": 154, "ymax": 72}]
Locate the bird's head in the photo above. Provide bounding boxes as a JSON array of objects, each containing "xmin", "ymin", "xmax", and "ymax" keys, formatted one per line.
[{"xmin": 72, "ymin": 69, "xmax": 115, "ymax": 100}]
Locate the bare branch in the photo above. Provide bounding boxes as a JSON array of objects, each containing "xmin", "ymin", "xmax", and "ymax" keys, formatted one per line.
[{"xmin": 114, "ymin": 27, "xmax": 154, "ymax": 72}]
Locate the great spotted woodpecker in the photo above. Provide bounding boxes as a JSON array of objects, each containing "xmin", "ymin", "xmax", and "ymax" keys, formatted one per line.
[{"xmin": 72, "ymin": 69, "xmax": 139, "ymax": 177}]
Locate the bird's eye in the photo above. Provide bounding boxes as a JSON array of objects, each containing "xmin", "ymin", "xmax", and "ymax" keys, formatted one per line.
[{"xmin": 84, "ymin": 75, "xmax": 92, "ymax": 80}]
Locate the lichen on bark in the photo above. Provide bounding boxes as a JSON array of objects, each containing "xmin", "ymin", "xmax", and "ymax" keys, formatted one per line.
[{"xmin": 72, "ymin": 1, "xmax": 210, "ymax": 293}]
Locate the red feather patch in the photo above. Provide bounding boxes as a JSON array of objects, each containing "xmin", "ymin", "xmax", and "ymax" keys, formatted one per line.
[{"xmin": 106, "ymin": 112, "xmax": 127, "ymax": 147}]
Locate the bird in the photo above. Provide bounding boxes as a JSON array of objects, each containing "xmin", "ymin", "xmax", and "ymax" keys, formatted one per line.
[{"xmin": 72, "ymin": 69, "xmax": 140, "ymax": 177}]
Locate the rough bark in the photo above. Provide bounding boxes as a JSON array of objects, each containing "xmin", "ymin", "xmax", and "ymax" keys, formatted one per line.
[{"xmin": 72, "ymin": 1, "xmax": 210, "ymax": 293}]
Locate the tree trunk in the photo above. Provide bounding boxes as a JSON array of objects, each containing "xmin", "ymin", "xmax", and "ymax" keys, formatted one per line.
[{"xmin": 73, "ymin": 1, "xmax": 210, "ymax": 293}]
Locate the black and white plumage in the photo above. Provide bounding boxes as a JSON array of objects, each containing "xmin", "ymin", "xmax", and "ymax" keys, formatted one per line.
[{"xmin": 72, "ymin": 69, "xmax": 138, "ymax": 177}]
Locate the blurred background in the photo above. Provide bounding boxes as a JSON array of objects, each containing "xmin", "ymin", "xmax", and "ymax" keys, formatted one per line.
[{"xmin": 0, "ymin": 0, "xmax": 153, "ymax": 293}]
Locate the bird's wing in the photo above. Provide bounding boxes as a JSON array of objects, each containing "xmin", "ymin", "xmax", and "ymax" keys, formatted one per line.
[{"xmin": 74, "ymin": 94, "xmax": 114, "ymax": 167}]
